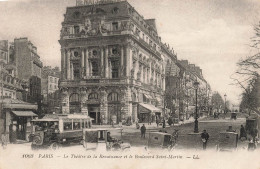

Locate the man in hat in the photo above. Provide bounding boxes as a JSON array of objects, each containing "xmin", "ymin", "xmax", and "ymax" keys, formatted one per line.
[{"xmin": 201, "ymin": 130, "xmax": 209, "ymax": 150}]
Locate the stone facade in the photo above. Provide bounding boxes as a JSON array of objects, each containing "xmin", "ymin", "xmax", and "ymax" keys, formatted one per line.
[{"xmin": 59, "ymin": 1, "xmax": 170, "ymax": 124}]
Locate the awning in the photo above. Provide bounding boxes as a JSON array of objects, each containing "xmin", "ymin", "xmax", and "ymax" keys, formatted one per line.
[
  {"xmin": 144, "ymin": 94, "xmax": 153, "ymax": 100},
  {"xmin": 139, "ymin": 103, "xmax": 162, "ymax": 113},
  {"xmin": 12, "ymin": 111, "xmax": 38, "ymax": 117}
]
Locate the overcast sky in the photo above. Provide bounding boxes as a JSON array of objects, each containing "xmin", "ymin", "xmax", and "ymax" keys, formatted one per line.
[{"xmin": 1, "ymin": 0, "xmax": 260, "ymax": 105}]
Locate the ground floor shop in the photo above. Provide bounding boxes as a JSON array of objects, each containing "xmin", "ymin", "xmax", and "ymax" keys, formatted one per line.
[
  {"xmin": 60, "ymin": 85, "xmax": 164, "ymax": 125},
  {"xmin": 0, "ymin": 99, "xmax": 38, "ymax": 143}
]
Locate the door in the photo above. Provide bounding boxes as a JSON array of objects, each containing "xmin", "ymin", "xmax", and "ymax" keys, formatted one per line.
[
  {"xmin": 89, "ymin": 112, "xmax": 101, "ymax": 124},
  {"xmin": 16, "ymin": 117, "xmax": 26, "ymax": 140}
]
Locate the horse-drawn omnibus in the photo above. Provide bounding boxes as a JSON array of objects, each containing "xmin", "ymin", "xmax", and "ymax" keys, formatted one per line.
[{"xmin": 29, "ymin": 114, "xmax": 93, "ymax": 149}]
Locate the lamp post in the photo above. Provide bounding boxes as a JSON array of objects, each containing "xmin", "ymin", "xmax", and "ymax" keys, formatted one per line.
[
  {"xmin": 224, "ymin": 94, "xmax": 227, "ymax": 114},
  {"xmin": 193, "ymin": 80, "xmax": 199, "ymax": 133}
]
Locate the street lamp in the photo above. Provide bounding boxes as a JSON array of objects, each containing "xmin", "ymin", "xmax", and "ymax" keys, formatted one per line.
[
  {"xmin": 193, "ymin": 80, "xmax": 200, "ymax": 133},
  {"xmin": 224, "ymin": 94, "xmax": 227, "ymax": 114}
]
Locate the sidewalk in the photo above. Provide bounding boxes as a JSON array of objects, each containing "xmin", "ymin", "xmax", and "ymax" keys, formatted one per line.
[{"xmin": 92, "ymin": 116, "xmax": 206, "ymax": 130}]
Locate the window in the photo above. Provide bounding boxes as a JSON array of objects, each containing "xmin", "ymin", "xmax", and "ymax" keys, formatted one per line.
[
  {"xmin": 108, "ymin": 92, "xmax": 119, "ymax": 102},
  {"xmin": 73, "ymin": 11, "xmax": 81, "ymax": 19},
  {"xmin": 88, "ymin": 93, "xmax": 99, "ymax": 100},
  {"xmin": 73, "ymin": 121, "xmax": 80, "ymax": 130},
  {"xmin": 92, "ymin": 50, "xmax": 98, "ymax": 56},
  {"xmin": 112, "ymin": 22, "xmax": 119, "ymax": 31},
  {"xmin": 63, "ymin": 121, "xmax": 72, "ymax": 131},
  {"xmin": 50, "ymin": 77, "xmax": 53, "ymax": 83},
  {"xmin": 70, "ymin": 93, "xmax": 79, "ymax": 103},
  {"xmin": 74, "ymin": 51, "xmax": 79, "ymax": 57},
  {"xmin": 112, "ymin": 7, "xmax": 119, "ymax": 14},
  {"xmin": 49, "ymin": 84, "xmax": 52, "ymax": 90},
  {"xmin": 73, "ymin": 63, "xmax": 80, "ymax": 79},
  {"xmin": 81, "ymin": 121, "xmax": 85, "ymax": 128},
  {"xmin": 91, "ymin": 61, "xmax": 99, "ymax": 76},
  {"xmin": 111, "ymin": 60, "xmax": 119, "ymax": 78},
  {"xmin": 74, "ymin": 26, "xmax": 80, "ymax": 34}
]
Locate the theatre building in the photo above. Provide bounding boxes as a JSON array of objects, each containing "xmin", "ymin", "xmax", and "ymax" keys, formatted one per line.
[{"xmin": 59, "ymin": 0, "xmax": 175, "ymax": 124}]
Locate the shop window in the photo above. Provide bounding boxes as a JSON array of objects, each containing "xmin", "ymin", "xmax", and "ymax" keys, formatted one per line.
[
  {"xmin": 108, "ymin": 92, "xmax": 119, "ymax": 102},
  {"xmin": 112, "ymin": 22, "xmax": 119, "ymax": 31},
  {"xmin": 88, "ymin": 93, "xmax": 99, "ymax": 100},
  {"xmin": 91, "ymin": 61, "xmax": 99, "ymax": 76},
  {"xmin": 111, "ymin": 60, "xmax": 119, "ymax": 78}
]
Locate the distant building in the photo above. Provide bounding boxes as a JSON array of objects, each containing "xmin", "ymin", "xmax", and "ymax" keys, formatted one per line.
[
  {"xmin": 0, "ymin": 40, "xmax": 38, "ymax": 142},
  {"xmin": 13, "ymin": 38, "xmax": 43, "ymax": 106},
  {"xmin": 41, "ymin": 66, "xmax": 61, "ymax": 113}
]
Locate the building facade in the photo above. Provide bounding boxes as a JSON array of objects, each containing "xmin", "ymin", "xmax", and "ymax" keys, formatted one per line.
[
  {"xmin": 41, "ymin": 66, "xmax": 61, "ymax": 113},
  {"xmin": 13, "ymin": 38, "xmax": 43, "ymax": 107},
  {"xmin": 59, "ymin": 0, "xmax": 169, "ymax": 124},
  {"xmin": 59, "ymin": 0, "xmax": 213, "ymax": 124},
  {"xmin": 0, "ymin": 40, "xmax": 38, "ymax": 142}
]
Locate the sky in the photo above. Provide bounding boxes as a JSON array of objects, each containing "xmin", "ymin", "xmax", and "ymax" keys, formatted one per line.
[{"xmin": 0, "ymin": 0, "xmax": 260, "ymax": 105}]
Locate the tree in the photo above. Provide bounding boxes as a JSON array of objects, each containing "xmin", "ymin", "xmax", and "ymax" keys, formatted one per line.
[
  {"xmin": 211, "ymin": 92, "xmax": 224, "ymax": 112},
  {"xmin": 231, "ymin": 21, "xmax": 260, "ymax": 116},
  {"xmin": 250, "ymin": 21, "xmax": 260, "ymax": 49}
]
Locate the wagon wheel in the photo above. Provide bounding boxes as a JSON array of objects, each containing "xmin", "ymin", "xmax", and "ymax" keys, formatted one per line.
[{"xmin": 49, "ymin": 142, "xmax": 60, "ymax": 150}]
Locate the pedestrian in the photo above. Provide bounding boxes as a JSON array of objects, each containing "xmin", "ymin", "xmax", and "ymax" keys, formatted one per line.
[
  {"xmin": 156, "ymin": 118, "xmax": 159, "ymax": 127},
  {"xmin": 162, "ymin": 119, "xmax": 166, "ymax": 128},
  {"xmin": 140, "ymin": 124, "xmax": 146, "ymax": 139},
  {"xmin": 251, "ymin": 128, "xmax": 258, "ymax": 143},
  {"xmin": 1, "ymin": 131, "xmax": 7, "ymax": 149},
  {"xmin": 201, "ymin": 130, "xmax": 209, "ymax": 150},
  {"xmin": 239, "ymin": 125, "xmax": 247, "ymax": 141}
]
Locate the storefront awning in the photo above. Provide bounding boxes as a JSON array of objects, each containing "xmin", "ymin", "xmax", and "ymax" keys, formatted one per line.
[
  {"xmin": 139, "ymin": 103, "xmax": 162, "ymax": 113},
  {"xmin": 12, "ymin": 111, "xmax": 38, "ymax": 117}
]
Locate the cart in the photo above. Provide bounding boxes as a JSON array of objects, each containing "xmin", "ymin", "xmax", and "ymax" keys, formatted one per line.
[
  {"xmin": 148, "ymin": 132, "xmax": 173, "ymax": 149},
  {"xmin": 217, "ymin": 132, "xmax": 238, "ymax": 151}
]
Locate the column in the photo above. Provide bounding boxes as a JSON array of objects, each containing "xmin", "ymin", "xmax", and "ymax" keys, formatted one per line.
[
  {"xmin": 125, "ymin": 45, "xmax": 131, "ymax": 77},
  {"xmin": 120, "ymin": 46, "xmax": 124, "ymax": 77},
  {"xmin": 100, "ymin": 90, "xmax": 108, "ymax": 124},
  {"xmin": 81, "ymin": 48, "xmax": 85, "ymax": 78},
  {"xmin": 105, "ymin": 46, "xmax": 109, "ymax": 78},
  {"xmin": 85, "ymin": 48, "xmax": 89, "ymax": 77},
  {"xmin": 80, "ymin": 89, "xmax": 88, "ymax": 114},
  {"xmin": 66, "ymin": 49, "xmax": 71, "ymax": 80},
  {"xmin": 100, "ymin": 47, "xmax": 104, "ymax": 77},
  {"xmin": 81, "ymin": 48, "xmax": 85, "ymax": 68},
  {"xmin": 61, "ymin": 48, "xmax": 65, "ymax": 80},
  {"xmin": 71, "ymin": 63, "xmax": 74, "ymax": 80}
]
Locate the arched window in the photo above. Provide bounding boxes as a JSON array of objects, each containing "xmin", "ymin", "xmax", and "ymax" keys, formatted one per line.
[
  {"xmin": 70, "ymin": 93, "xmax": 80, "ymax": 103},
  {"xmin": 88, "ymin": 93, "xmax": 99, "ymax": 100},
  {"xmin": 107, "ymin": 92, "xmax": 119, "ymax": 102}
]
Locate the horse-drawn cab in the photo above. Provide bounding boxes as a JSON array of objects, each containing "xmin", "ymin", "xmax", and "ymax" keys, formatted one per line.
[
  {"xmin": 29, "ymin": 114, "xmax": 93, "ymax": 149},
  {"xmin": 83, "ymin": 128, "xmax": 131, "ymax": 151}
]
